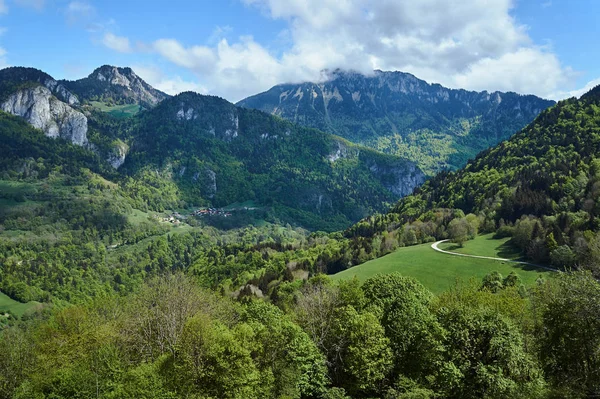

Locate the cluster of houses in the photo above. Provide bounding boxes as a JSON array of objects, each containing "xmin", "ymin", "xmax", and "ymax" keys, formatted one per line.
[
  {"xmin": 162, "ymin": 212, "xmax": 183, "ymax": 224},
  {"xmin": 191, "ymin": 208, "xmax": 233, "ymax": 218},
  {"xmin": 159, "ymin": 209, "xmax": 234, "ymax": 225}
]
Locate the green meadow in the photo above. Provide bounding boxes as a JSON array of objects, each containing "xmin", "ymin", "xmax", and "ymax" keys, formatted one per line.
[
  {"xmin": 90, "ymin": 101, "xmax": 141, "ymax": 118},
  {"xmin": 332, "ymin": 234, "xmax": 551, "ymax": 294}
]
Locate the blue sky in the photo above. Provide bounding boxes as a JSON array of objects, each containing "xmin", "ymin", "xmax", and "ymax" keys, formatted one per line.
[{"xmin": 0, "ymin": 0, "xmax": 598, "ymax": 102}]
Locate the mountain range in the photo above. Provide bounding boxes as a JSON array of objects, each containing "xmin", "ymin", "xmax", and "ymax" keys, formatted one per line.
[
  {"xmin": 0, "ymin": 65, "xmax": 426, "ymax": 230},
  {"xmin": 238, "ymin": 69, "xmax": 555, "ymax": 174}
]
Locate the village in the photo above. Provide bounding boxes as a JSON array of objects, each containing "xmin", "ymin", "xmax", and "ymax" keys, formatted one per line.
[
  {"xmin": 191, "ymin": 208, "xmax": 233, "ymax": 218},
  {"xmin": 161, "ymin": 208, "xmax": 233, "ymax": 225}
]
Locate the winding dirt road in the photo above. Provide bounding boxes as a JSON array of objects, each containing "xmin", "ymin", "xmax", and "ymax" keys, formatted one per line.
[{"xmin": 431, "ymin": 239, "xmax": 558, "ymax": 272}]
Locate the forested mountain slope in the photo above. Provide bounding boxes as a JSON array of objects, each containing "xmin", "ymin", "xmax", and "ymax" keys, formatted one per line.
[
  {"xmin": 1, "ymin": 79, "xmax": 599, "ymax": 399},
  {"xmin": 121, "ymin": 91, "xmax": 424, "ymax": 230},
  {"xmin": 238, "ymin": 69, "xmax": 555, "ymax": 174},
  {"xmin": 345, "ymin": 85, "xmax": 600, "ymax": 273}
]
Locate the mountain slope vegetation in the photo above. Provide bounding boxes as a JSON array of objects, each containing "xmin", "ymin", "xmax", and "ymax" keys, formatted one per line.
[
  {"xmin": 341, "ymin": 85, "xmax": 600, "ymax": 275},
  {"xmin": 122, "ymin": 91, "xmax": 424, "ymax": 230}
]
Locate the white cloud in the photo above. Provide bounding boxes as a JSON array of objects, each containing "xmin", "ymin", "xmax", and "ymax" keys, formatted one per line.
[
  {"xmin": 102, "ymin": 32, "xmax": 131, "ymax": 53},
  {"xmin": 15, "ymin": 0, "xmax": 45, "ymax": 11},
  {"xmin": 551, "ymin": 78, "xmax": 600, "ymax": 100},
  {"xmin": 451, "ymin": 48, "xmax": 572, "ymax": 96},
  {"xmin": 153, "ymin": 39, "xmax": 216, "ymax": 73},
  {"xmin": 132, "ymin": 64, "xmax": 207, "ymax": 96},
  {"xmin": 145, "ymin": 0, "xmax": 577, "ymax": 101},
  {"xmin": 65, "ymin": 1, "xmax": 95, "ymax": 24}
]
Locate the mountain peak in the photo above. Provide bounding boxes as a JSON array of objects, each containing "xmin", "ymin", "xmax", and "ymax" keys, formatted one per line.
[
  {"xmin": 88, "ymin": 65, "xmax": 141, "ymax": 89},
  {"xmin": 66, "ymin": 65, "xmax": 169, "ymax": 107}
]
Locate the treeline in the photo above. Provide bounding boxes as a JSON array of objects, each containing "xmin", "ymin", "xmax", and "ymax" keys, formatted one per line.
[{"xmin": 2, "ymin": 271, "xmax": 599, "ymax": 398}]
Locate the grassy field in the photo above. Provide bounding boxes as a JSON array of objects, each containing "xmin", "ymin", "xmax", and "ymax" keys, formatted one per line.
[
  {"xmin": 0, "ymin": 291, "xmax": 40, "ymax": 317},
  {"xmin": 437, "ymin": 233, "xmax": 523, "ymax": 260},
  {"xmin": 90, "ymin": 101, "xmax": 140, "ymax": 118},
  {"xmin": 332, "ymin": 235, "xmax": 551, "ymax": 294}
]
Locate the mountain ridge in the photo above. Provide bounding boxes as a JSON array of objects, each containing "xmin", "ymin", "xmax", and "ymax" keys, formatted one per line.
[{"xmin": 238, "ymin": 69, "xmax": 555, "ymax": 174}]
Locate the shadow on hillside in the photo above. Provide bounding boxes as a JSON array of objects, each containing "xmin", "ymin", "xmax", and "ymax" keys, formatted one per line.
[
  {"xmin": 444, "ymin": 243, "xmax": 462, "ymax": 251},
  {"xmin": 496, "ymin": 240, "xmax": 523, "ymax": 260}
]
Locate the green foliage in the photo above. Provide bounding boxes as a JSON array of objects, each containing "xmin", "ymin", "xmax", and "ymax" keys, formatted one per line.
[
  {"xmin": 328, "ymin": 306, "xmax": 393, "ymax": 396},
  {"xmin": 533, "ymin": 272, "xmax": 600, "ymax": 397},
  {"xmin": 1, "ymin": 271, "xmax": 593, "ymax": 398},
  {"xmin": 362, "ymin": 274, "xmax": 444, "ymax": 381},
  {"xmin": 436, "ymin": 305, "xmax": 545, "ymax": 398}
]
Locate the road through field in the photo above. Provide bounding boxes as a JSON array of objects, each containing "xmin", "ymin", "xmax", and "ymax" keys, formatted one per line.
[{"xmin": 431, "ymin": 240, "xmax": 558, "ymax": 272}]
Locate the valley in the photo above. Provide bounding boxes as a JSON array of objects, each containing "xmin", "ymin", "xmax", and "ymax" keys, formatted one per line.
[{"xmin": 0, "ymin": 58, "xmax": 599, "ymax": 398}]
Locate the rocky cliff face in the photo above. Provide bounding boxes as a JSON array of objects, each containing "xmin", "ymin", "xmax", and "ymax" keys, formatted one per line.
[
  {"xmin": 0, "ymin": 67, "xmax": 81, "ymax": 106},
  {"xmin": 106, "ymin": 141, "xmax": 129, "ymax": 169},
  {"xmin": 368, "ymin": 161, "xmax": 425, "ymax": 197},
  {"xmin": 65, "ymin": 65, "xmax": 169, "ymax": 107},
  {"xmin": 43, "ymin": 79, "xmax": 80, "ymax": 106},
  {"xmin": 1, "ymin": 86, "xmax": 88, "ymax": 146}
]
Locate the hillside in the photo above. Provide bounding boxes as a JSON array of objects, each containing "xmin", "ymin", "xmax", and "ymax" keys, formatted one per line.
[
  {"xmin": 122, "ymin": 91, "xmax": 424, "ymax": 230},
  {"xmin": 238, "ymin": 69, "xmax": 555, "ymax": 174},
  {"xmin": 335, "ymin": 85, "xmax": 600, "ymax": 276},
  {"xmin": 0, "ymin": 72, "xmax": 598, "ymax": 399},
  {"xmin": 0, "ymin": 66, "xmax": 425, "ymax": 231}
]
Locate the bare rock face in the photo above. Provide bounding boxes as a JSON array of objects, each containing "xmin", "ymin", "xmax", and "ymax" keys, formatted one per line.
[
  {"xmin": 43, "ymin": 79, "xmax": 80, "ymax": 106},
  {"xmin": 328, "ymin": 141, "xmax": 351, "ymax": 162},
  {"xmin": 205, "ymin": 168, "xmax": 217, "ymax": 198},
  {"xmin": 368, "ymin": 161, "xmax": 426, "ymax": 197},
  {"xmin": 84, "ymin": 65, "xmax": 168, "ymax": 107},
  {"xmin": 1, "ymin": 86, "xmax": 88, "ymax": 146},
  {"xmin": 107, "ymin": 141, "xmax": 129, "ymax": 169}
]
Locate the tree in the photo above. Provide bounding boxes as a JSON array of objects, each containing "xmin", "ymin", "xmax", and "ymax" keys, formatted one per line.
[
  {"xmin": 167, "ymin": 315, "xmax": 261, "ymax": 399},
  {"xmin": 437, "ymin": 305, "xmax": 545, "ymax": 398},
  {"xmin": 549, "ymin": 245, "xmax": 576, "ymax": 268},
  {"xmin": 294, "ymin": 279, "xmax": 340, "ymax": 354},
  {"xmin": 534, "ymin": 272, "xmax": 600, "ymax": 396},
  {"xmin": 327, "ymin": 306, "xmax": 393, "ymax": 397},
  {"xmin": 242, "ymin": 301, "xmax": 328, "ymax": 398},
  {"xmin": 105, "ymin": 361, "xmax": 176, "ymax": 399},
  {"xmin": 481, "ymin": 271, "xmax": 504, "ymax": 293},
  {"xmin": 448, "ymin": 218, "xmax": 469, "ymax": 247},
  {"xmin": 0, "ymin": 327, "xmax": 35, "ymax": 399},
  {"xmin": 121, "ymin": 273, "xmax": 205, "ymax": 361},
  {"xmin": 362, "ymin": 274, "xmax": 444, "ymax": 382}
]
